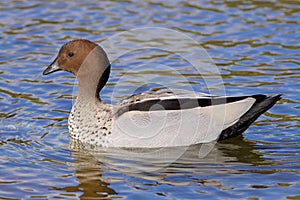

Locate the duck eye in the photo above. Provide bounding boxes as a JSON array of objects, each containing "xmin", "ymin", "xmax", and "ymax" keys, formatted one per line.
[{"xmin": 68, "ymin": 52, "xmax": 74, "ymax": 57}]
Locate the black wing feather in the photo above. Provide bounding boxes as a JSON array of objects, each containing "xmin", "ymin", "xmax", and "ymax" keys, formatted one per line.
[
  {"xmin": 218, "ymin": 94, "xmax": 281, "ymax": 140},
  {"xmin": 115, "ymin": 94, "xmax": 268, "ymax": 117}
]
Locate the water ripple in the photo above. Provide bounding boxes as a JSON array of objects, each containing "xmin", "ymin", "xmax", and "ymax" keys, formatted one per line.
[{"xmin": 0, "ymin": 0, "xmax": 299, "ymax": 199}]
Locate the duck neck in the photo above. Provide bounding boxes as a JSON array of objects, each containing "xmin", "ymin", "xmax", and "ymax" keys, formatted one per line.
[
  {"xmin": 77, "ymin": 65, "xmax": 111, "ymax": 103},
  {"xmin": 77, "ymin": 80, "xmax": 100, "ymax": 103}
]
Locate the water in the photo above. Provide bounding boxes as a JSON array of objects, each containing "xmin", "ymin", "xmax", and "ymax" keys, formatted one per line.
[{"xmin": 0, "ymin": 0, "xmax": 299, "ymax": 199}]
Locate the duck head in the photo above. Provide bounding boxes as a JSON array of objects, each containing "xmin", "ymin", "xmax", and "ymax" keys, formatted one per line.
[{"xmin": 43, "ymin": 39, "xmax": 111, "ymax": 99}]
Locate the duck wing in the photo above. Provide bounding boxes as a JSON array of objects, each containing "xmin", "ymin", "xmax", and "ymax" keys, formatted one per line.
[
  {"xmin": 111, "ymin": 89, "xmax": 280, "ymax": 147},
  {"xmin": 116, "ymin": 89, "xmax": 214, "ymax": 116}
]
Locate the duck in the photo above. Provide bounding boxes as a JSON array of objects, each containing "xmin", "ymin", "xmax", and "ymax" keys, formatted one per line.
[{"xmin": 43, "ymin": 39, "xmax": 281, "ymax": 148}]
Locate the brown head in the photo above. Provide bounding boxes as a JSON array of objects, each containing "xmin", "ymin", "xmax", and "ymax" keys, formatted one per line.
[
  {"xmin": 43, "ymin": 39, "xmax": 109, "ymax": 75},
  {"xmin": 43, "ymin": 39, "xmax": 111, "ymax": 98}
]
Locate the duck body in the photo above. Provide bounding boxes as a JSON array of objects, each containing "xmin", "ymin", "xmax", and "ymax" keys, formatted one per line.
[{"xmin": 43, "ymin": 39, "xmax": 281, "ymax": 148}]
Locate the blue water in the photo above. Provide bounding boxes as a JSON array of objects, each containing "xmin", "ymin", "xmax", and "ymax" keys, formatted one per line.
[{"xmin": 0, "ymin": 1, "xmax": 299, "ymax": 199}]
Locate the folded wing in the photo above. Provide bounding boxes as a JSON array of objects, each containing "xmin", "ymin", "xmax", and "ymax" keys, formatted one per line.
[{"xmin": 110, "ymin": 90, "xmax": 281, "ymax": 147}]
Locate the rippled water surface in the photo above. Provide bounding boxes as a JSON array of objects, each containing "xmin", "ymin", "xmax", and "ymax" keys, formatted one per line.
[{"xmin": 0, "ymin": 1, "xmax": 299, "ymax": 199}]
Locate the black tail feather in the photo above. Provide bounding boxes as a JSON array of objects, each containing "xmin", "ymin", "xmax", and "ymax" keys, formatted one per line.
[{"xmin": 218, "ymin": 94, "xmax": 281, "ymax": 141}]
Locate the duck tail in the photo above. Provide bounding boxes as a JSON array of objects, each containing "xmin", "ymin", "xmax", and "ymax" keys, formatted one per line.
[{"xmin": 218, "ymin": 94, "xmax": 282, "ymax": 141}]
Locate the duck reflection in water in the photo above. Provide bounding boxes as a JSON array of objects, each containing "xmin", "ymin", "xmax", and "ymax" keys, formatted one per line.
[
  {"xmin": 53, "ymin": 136, "xmax": 273, "ymax": 199},
  {"xmin": 53, "ymin": 141, "xmax": 116, "ymax": 199}
]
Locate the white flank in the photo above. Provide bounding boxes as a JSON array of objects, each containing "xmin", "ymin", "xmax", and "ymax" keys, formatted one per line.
[{"xmin": 111, "ymin": 97, "xmax": 255, "ymax": 148}]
